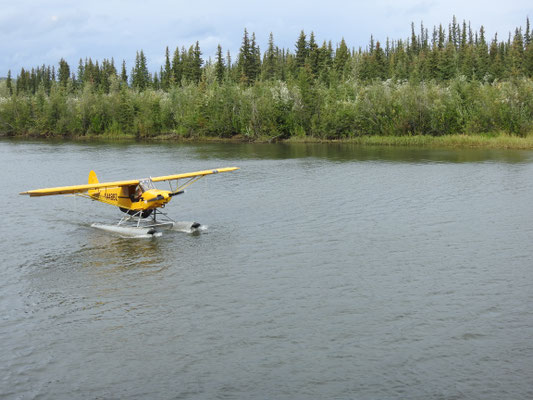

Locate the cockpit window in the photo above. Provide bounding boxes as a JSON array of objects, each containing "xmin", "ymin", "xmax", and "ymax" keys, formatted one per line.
[{"xmin": 139, "ymin": 178, "xmax": 155, "ymax": 191}]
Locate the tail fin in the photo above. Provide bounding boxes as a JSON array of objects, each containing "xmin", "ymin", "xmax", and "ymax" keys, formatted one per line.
[{"xmin": 88, "ymin": 170, "xmax": 99, "ymax": 184}]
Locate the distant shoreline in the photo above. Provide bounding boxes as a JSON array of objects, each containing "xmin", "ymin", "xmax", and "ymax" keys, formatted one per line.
[{"xmin": 3, "ymin": 133, "xmax": 533, "ymax": 150}]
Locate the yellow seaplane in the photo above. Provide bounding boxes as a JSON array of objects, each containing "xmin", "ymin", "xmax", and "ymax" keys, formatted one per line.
[{"xmin": 20, "ymin": 167, "xmax": 239, "ymax": 237}]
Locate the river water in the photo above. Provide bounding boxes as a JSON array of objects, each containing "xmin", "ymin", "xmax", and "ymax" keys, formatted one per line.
[{"xmin": 1, "ymin": 140, "xmax": 532, "ymax": 399}]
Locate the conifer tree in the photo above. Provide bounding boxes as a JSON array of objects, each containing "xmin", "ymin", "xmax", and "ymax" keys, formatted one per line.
[
  {"xmin": 437, "ymin": 24, "xmax": 445, "ymax": 50},
  {"xmin": 262, "ymin": 32, "xmax": 277, "ymax": 80},
  {"xmin": 439, "ymin": 41, "xmax": 457, "ymax": 80},
  {"xmin": 238, "ymin": 28, "xmax": 250, "ymax": 84},
  {"xmin": 215, "ymin": 44, "xmax": 225, "ymax": 83},
  {"xmin": 524, "ymin": 39, "xmax": 533, "ymax": 77},
  {"xmin": 77, "ymin": 59, "xmax": 85, "ymax": 87},
  {"xmin": 410, "ymin": 22, "xmax": 419, "ymax": 55},
  {"xmin": 171, "ymin": 47, "xmax": 182, "ymax": 85},
  {"xmin": 153, "ymin": 71, "xmax": 160, "ymax": 90},
  {"xmin": 6, "ymin": 70, "xmax": 12, "ymax": 95},
  {"xmin": 308, "ymin": 32, "xmax": 320, "ymax": 76},
  {"xmin": 334, "ymin": 38, "xmax": 350, "ymax": 75},
  {"xmin": 226, "ymin": 50, "xmax": 233, "ymax": 80},
  {"xmin": 525, "ymin": 17, "xmax": 531, "ymax": 47},
  {"xmin": 57, "ymin": 58, "xmax": 70, "ymax": 87},
  {"xmin": 375, "ymin": 41, "xmax": 388, "ymax": 79},
  {"xmin": 238, "ymin": 29, "xmax": 259, "ymax": 84},
  {"xmin": 295, "ymin": 30, "xmax": 308, "ymax": 68},
  {"xmin": 132, "ymin": 50, "xmax": 150, "ymax": 90},
  {"xmin": 121, "ymin": 60, "xmax": 128, "ymax": 84},
  {"xmin": 162, "ymin": 46, "xmax": 171, "ymax": 90},
  {"xmin": 192, "ymin": 41, "xmax": 203, "ymax": 83},
  {"xmin": 250, "ymin": 33, "xmax": 261, "ymax": 81},
  {"xmin": 509, "ymin": 28, "xmax": 525, "ymax": 76},
  {"xmin": 475, "ymin": 26, "xmax": 490, "ymax": 80}
]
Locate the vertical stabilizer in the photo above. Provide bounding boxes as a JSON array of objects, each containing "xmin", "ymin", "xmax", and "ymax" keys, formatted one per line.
[{"xmin": 88, "ymin": 170, "xmax": 99, "ymax": 184}]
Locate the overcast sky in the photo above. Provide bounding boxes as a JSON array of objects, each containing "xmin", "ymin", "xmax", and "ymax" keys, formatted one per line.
[{"xmin": 1, "ymin": 0, "xmax": 531, "ymax": 76}]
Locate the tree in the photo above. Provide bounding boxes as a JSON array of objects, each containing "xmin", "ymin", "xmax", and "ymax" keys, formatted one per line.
[
  {"xmin": 295, "ymin": 30, "xmax": 308, "ymax": 68},
  {"xmin": 215, "ymin": 44, "xmax": 225, "ymax": 83},
  {"xmin": 475, "ymin": 26, "xmax": 489, "ymax": 80},
  {"xmin": 307, "ymin": 32, "xmax": 320, "ymax": 76},
  {"xmin": 120, "ymin": 60, "xmax": 128, "ymax": 84},
  {"xmin": 6, "ymin": 70, "xmax": 12, "ymax": 95},
  {"xmin": 132, "ymin": 50, "xmax": 150, "ymax": 90},
  {"xmin": 509, "ymin": 28, "xmax": 525, "ymax": 77},
  {"xmin": 525, "ymin": 39, "xmax": 533, "ymax": 77},
  {"xmin": 334, "ymin": 38, "xmax": 350, "ymax": 75},
  {"xmin": 77, "ymin": 59, "xmax": 85, "ymax": 87},
  {"xmin": 57, "ymin": 58, "xmax": 70, "ymax": 87},
  {"xmin": 237, "ymin": 29, "xmax": 259, "ymax": 84},
  {"xmin": 192, "ymin": 41, "xmax": 203, "ymax": 83},
  {"xmin": 372, "ymin": 41, "xmax": 388, "ymax": 80},
  {"xmin": 171, "ymin": 47, "xmax": 182, "ymax": 85},
  {"xmin": 250, "ymin": 33, "xmax": 261, "ymax": 81},
  {"xmin": 162, "ymin": 46, "xmax": 171, "ymax": 90},
  {"xmin": 439, "ymin": 41, "xmax": 457, "ymax": 80},
  {"xmin": 262, "ymin": 32, "xmax": 277, "ymax": 80}
]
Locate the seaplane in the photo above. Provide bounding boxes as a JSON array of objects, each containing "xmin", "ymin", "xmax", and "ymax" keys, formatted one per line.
[{"xmin": 20, "ymin": 167, "xmax": 239, "ymax": 237}]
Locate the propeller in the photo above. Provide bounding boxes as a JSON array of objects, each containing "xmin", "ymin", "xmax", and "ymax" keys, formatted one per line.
[{"xmin": 169, "ymin": 190, "xmax": 185, "ymax": 197}]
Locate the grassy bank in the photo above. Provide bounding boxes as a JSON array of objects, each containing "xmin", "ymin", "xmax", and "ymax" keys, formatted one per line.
[
  {"xmin": 284, "ymin": 133, "xmax": 533, "ymax": 149},
  {"xmin": 3, "ymin": 131, "xmax": 533, "ymax": 150}
]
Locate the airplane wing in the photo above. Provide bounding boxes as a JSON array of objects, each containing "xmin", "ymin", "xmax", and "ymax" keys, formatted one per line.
[
  {"xmin": 20, "ymin": 167, "xmax": 239, "ymax": 197},
  {"xmin": 150, "ymin": 167, "xmax": 239, "ymax": 182},
  {"xmin": 19, "ymin": 179, "xmax": 140, "ymax": 197}
]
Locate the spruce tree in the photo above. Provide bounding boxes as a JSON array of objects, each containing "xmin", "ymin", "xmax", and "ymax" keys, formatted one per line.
[
  {"xmin": 121, "ymin": 60, "xmax": 128, "ymax": 84},
  {"xmin": 262, "ymin": 32, "xmax": 277, "ymax": 80},
  {"xmin": 509, "ymin": 28, "xmax": 525, "ymax": 77},
  {"xmin": 295, "ymin": 30, "xmax": 308, "ymax": 68},
  {"xmin": 525, "ymin": 17, "xmax": 531, "ymax": 47},
  {"xmin": 226, "ymin": 50, "xmax": 232, "ymax": 81},
  {"xmin": 489, "ymin": 34, "xmax": 502, "ymax": 79},
  {"xmin": 439, "ymin": 41, "xmax": 457, "ymax": 80},
  {"xmin": 238, "ymin": 28, "xmax": 251, "ymax": 84},
  {"xmin": 132, "ymin": 50, "xmax": 150, "ymax": 90},
  {"xmin": 171, "ymin": 47, "xmax": 182, "ymax": 85},
  {"xmin": 475, "ymin": 26, "xmax": 489, "ymax": 80},
  {"xmin": 6, "ymin": 70, "xmax": 12, "ymax": 95},
  {"xmin": 215, "ymin": 44, "xmax": 225, "ymax": 83},
  {"xmin": 77, "ymin": 59, "xmax": 85, "ymax": 87},
  {"xmin": 308, "ymin": 32, "xmax": 320, "ymax": 76},
  {"xmin": 163, "ymin": 46, "xmax": 171, "ymax": 90},
  {"xmin": 192, "ymin": 41, "xmax": 203, "ymax": 83},
  {"xmin": 373, "ymin": 41, "xmax": 388, "ymax": 79},
  {"xmin": 410, "ymin": 22, "xmax": 419, "ymax": 55},
  {"xmin": 524, "ymin": 39, "xmax": 533, "ymax": 77},
  {"xmin": 250, "ymin": 33, "xmax": 261, "ymax": 82},
  {"xmin": 238, "ymin": 29, "xmax": 259, "ymax": 84},
  {"xmin": 334, "ymin": 38, "xmax": 350, "ymax": 75}
]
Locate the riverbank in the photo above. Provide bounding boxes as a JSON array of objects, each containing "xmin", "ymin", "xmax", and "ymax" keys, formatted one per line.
[{"xmin": 3, "ymin": 132, "xmax": 533, "ymax": 150}]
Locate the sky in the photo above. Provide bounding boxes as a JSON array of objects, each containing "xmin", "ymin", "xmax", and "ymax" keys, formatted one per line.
[{"xmin": 1, "ymin": 0, "xmax": 531, "ymax": 77}]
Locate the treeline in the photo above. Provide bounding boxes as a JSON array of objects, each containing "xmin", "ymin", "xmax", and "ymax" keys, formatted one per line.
[{"xmin": 1, "ymin": 17, "xmax": 532, "ymax": 138}]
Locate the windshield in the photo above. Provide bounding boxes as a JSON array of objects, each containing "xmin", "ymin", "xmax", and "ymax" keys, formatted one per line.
[{"xmin": 139, "ymin": 178, "xmax": 156, "ymax": 191}]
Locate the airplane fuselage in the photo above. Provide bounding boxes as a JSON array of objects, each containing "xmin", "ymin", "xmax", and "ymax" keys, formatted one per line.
[{"xmin": 88, "ymin": 186, "xmax": 173, "ymax": 212}]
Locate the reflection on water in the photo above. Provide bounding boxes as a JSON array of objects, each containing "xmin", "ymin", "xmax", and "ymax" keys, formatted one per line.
[
  {"xmin": 83, "ymin": 232, "xmax": 167, "ymax": 272},
  {"xmin": 1, "ymin": 139, "xmax": 533, "ymax": 400}
]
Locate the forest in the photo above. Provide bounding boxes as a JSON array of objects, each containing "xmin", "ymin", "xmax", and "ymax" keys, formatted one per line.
[{"xmin": 1, "ymin": 17, "xmax": 532, "ymax": 140}]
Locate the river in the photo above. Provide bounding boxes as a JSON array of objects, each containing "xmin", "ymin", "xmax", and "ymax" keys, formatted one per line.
[{"xmin": 1, "ymin": 140, "xmax": 532, "ymax": 399}]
